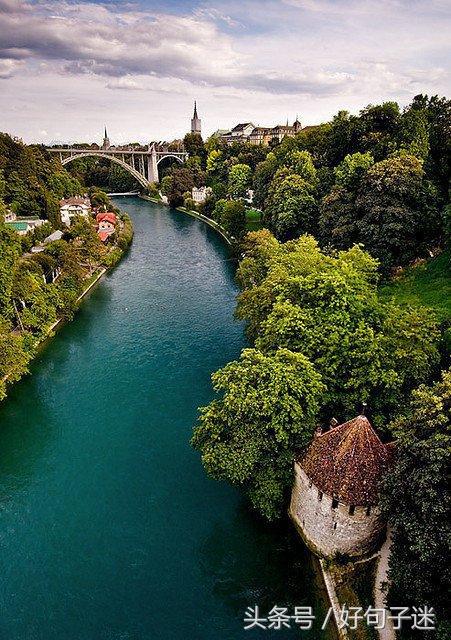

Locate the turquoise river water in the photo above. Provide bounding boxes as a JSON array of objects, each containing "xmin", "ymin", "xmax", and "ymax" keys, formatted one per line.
[{"xmin": 0, "ymin": 198, "xmax": 331, "ymax": 639}]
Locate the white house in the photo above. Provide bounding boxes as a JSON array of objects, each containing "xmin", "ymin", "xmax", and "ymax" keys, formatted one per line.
[
  {"xmin": 192, "ymin": 186, "xmax": 212, "ymax": 204},
  {"xmin": 60, "ymin": 196, "xmax": 91, "ymax": 226}
]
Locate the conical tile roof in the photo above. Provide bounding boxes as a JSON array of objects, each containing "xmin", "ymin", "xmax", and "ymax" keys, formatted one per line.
[{"xmin": 298, "ymin": 416, "xmax": 394, "ymax": 506}]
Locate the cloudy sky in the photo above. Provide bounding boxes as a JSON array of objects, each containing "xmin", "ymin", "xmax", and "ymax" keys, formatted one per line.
[{"xmin": 1, "ymin": 0, "xmax": 450, "ymax": 144}]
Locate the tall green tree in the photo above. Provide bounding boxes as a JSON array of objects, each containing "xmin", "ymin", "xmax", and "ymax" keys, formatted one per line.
[
  {"xmin": 265, "ymin": 172, "xmax": 317, "ymax": 240},
  {"xmin": 380, "ymin": 371, "xmax": 451, "ymax": 639},
  {"xmin": 191, "ymin": 348, "xmax": 324, "ymax": 520},
  {"xmin": 227, "ymin": 163, "xmax": 252, "ymax": 199}
]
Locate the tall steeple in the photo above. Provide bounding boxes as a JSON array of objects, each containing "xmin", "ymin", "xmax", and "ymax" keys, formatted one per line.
[
  {"xmin": 102, "ymin": 126, "xmax": 110, "ymax": 150},
  {"xmin": 191, "ymin": 101, "xmax": 201, "ymax": 135}
]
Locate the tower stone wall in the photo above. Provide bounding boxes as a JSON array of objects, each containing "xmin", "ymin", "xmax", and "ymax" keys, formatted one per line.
[{"xmin": 290, "ymin": 463, "xmax": 386, "ymax": 559}]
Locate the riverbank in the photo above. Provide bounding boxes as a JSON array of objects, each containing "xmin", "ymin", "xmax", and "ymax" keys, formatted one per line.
[
  {"xmin": 139, "ymin": 194, "xmax": 232, "ymax": 246},
  {"xmin": 0, "ymin": 214, "xmax": 133, "ymax": 401}
]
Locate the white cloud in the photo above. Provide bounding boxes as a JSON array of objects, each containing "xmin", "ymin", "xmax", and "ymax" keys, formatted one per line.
[{"xmin": 0, "ymin": 0, "xmax": 449, "ymax": 142}]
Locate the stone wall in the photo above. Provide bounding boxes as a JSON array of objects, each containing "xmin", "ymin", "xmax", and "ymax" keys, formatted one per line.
[{"xmin": 290, "ymin": 462, "xmax": 386, "ymax": 558}]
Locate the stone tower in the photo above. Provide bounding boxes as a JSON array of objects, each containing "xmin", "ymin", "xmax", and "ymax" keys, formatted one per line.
[
  {"xmin": 191, "ymin": 101, "xmax": 201, "ymax": 135},
  {"xmin": 102, "ymin": 126, "xmax": 110, "ymax": 150},
  {"xmin": 293, "ymin": 116, "xmax": 302, "ymax": 133},
  {"xmin": 290, "ymin": 415, "xmax": 394, "ymax": 559}
]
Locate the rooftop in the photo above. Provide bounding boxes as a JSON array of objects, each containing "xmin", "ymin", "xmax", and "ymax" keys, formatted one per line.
[
  {"xmin": 298, "ymin": 415, "xmax": 394, "ymax": 506},
  {"xmin": 60, "ymin": 197, "xmax": 90, "ymax": 207},
  {"xmin": 230, "ymin": 122, "xmax": 255, "ymax": 132}
]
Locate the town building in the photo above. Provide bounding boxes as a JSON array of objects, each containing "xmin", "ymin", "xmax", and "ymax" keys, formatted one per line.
[
  {"xmin": 191, "ymin": 101, "xmax": 202, "ymax": 135},
  {"xmin": 220, "ymin": 123, "xmax": 256, "ymax": 145},
  {"xmin": 192, "ymin": 186, "xmax": 212, "ymax": 204},
  {"xmin": 60, "ymin": 196, "xmax": 91, "ymax": 226},
  {"xmin": 96, "ymin": 212, "xmax": 117, "ymax": 242},
  {"xmin": 290, "ymin": 415, "xmax": 394, "ymax": 559},
  {"xmin": 221, "ymin": 118, "xmax": 302, "ymax": 146}
]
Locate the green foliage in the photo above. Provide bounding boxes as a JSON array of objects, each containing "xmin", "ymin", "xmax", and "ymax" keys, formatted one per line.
[
  {"xmin": 213, "ymin": 199, "xmax": 246, "ymax": 240},
  {"xmin": 320, "ymin": 154, "xmax": 441, "ymax": 273},
  {"xmin": 236, "ymin": 234, "xmax": 439, "ymax": 425},
  {"xmin": 286, "ymin": 150, "xmax": 317, "ymax": 184},
  {"xmin": 0, "ymin": 134, "xmax": 73, "ymax": 225},
  {"xmin": 265, "ymin": 172, "xmax": 317, "ymax": 240},
  {"xmin": 227, "ymin": 163, "xmax": 252, "ymax": 199},
  {"xmin": 334, "ymin": 152, "xmax": 374, "ymax": 190},
  {"xmin": 160, "ymin": 175, "xmax": 173, "ymax": 196},
  {"xmin": 191, "ymin": 348, "xmax": 324, "ymax": 520},
  {"xmin": 380, "ymin": 371, "xmax": 451, "ymax": 637},
  {"xmin": 183, "ymin": 133, "xmax": 206, "ymax": 166},
  {"xmin": 252, "ymin": 152, "xmax": 278, "ymax": 208}
]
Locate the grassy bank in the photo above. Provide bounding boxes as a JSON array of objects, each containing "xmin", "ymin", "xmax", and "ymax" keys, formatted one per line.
[{"xmin": 379, "ymin": 250, "xmax": 451, "ymax": 322}]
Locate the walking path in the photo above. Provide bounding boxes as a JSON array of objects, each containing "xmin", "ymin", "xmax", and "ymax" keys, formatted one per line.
[{"xmin": 374, "ymin": 528, "xmax": 396, "ymax": 640}]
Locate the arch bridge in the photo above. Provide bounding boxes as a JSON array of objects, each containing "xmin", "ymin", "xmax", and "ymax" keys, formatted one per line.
[{"xmin": 48, "ymin": 144, "xmax": 188, "ymax": 189}]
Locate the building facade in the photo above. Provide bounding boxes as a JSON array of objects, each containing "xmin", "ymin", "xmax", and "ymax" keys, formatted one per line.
[
  {"xmin": 96, "ymin": 212, "xmax": 117, "ymax": 241},
  {"xmin": 60, "ymin": 196, "xmax": 91, "ymax": 226},
  {"xmin": 220, "ymin": 118, "xmax": 303, "ymax": 146},
  {"xmin": 192, "ymin": 186, "xmax": 212, "ymax": 204},
  {"xmin": 290, "ymin": 415, "xmax": 394, "ymax": 558}
]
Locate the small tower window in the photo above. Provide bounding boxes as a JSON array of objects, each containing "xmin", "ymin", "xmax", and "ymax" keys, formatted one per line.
[
  {"xmin": 308, "ymin": 479, "xmax": 313, "ymax": 488},
  {"xmin": 318, "ymin": 491, "xmax": 323, "ymax": 501},
  {"xmin": 349, "ymin": 505, "xmax": 355, "ymax": 516},
  {"xmin": 333, "ymin": 522, "xmax": 337, "ymax": 531},
  {"xmin": 331, "ymin": 498, "xmax": 339, "ymax": 509},
  {"xmin": 366, "ymin": 506, "xmax": 372, "ymax": 516}
]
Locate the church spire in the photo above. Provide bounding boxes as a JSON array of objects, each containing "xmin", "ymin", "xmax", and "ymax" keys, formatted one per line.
[
  {"xmin": 191, "ymin": 101, "xmax": 201, "ymax": 135},
  {"xmin": 102, "ymin": 126, "xmax": 110, "ymax": 150}
]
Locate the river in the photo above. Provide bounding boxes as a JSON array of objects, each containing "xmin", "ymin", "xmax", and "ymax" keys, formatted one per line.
[{"xmin": 0, "ymin": 198, "xmax": 330, "ymax": 639}]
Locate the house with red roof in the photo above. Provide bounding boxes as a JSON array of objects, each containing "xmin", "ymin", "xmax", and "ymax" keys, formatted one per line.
[
  {"xmin": 96, "ymin": 212, "xmax": 117, "ymax": 242},
  {"xmin": 290, "ymin": 415, "xmax": 394, "ymax": 558}
]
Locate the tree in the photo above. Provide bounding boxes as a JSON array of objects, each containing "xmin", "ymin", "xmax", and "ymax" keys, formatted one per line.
[
  {"xmin": 183, "ymin": 133, "xmax": 206, "ymax": 167},
  {"xmin": 252, "ymin": 152, "xmax": 278, "ymax": 208},
  {"xmin": 167, "ymin": 167, "xmax": 195, "ymax": 208},
  {"xmin": 320, "ymin": 154, "xmax": 441, "ymax": 272},
  {"xmin": 333, "ymin": 152, "xmax": 374, "ymax": 191},
  {"xmin": 227, "ymin": 163, "xmax": 252, "ymax": 199},
  {"xmin": 410, "ymin": 94, "xmax": 451, "ymax": 202},
  {"xmin": 380, "ymin": 371, "xmax": 450, "ymax": 638},
  {"xmin": 0, "ymin": 323, "xmax": 30, "ymax": 400},
  {"xmin": 213, "ymin": 199, "xmax": 246, "ymax": 240},
  {"xmin": 286, "ymin": 150, "xmax": 317, "ymax": 184},
  {"xmin": 265, "ymin": 173, "xmax": 317, "ymax": 240},
  {"xmin": 191, "ymin": 348, "xmax": 324, "ymax": 520},
  {"xmin": 236, "ymin": 235, "xmax": 439, "ymax": 425},
  {"xmin": 0, "ymin": 219, "xmax": 22, "ymax": 318}
]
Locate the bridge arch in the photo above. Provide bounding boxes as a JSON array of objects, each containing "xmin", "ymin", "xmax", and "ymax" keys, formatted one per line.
[
  {"xmin": 60, "ymin": 152, "xmax": 149, "ymax": 189},
  {"xmin": 156, "ymin": 154, "xmax": 184, "ymax": 166}
]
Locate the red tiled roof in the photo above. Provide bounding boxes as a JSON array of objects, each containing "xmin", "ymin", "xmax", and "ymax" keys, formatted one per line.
[
  {"xmin": 96, "ymin": 212, "xmax": 116, "ymax": 224},
  {"xmin": 98, "ymin": 231, "xmax": 110, "ymax": 242},
  {"xmin": 298, "ymin": 416, "xmax": 394, "ymax": 506}
]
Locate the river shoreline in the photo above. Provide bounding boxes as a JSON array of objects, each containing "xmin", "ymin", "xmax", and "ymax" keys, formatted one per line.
[
  {"xmin": 1, "ymin": 216, "xmax": 133, "ymax": 400},
  {"xmin": 139, "ymin": 194, "xmax": 232, "ymax": 245}
]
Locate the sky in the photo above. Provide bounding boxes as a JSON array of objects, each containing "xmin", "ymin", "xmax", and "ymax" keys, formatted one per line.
[{"xmin": 0, "ymin": 0, "xmax": 450, "ymax": 144}]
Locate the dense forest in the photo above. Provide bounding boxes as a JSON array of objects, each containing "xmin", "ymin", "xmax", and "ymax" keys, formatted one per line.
[
  {"xmin": 185, "ymin": 94, "xmax": 450, "ymax": 638},
  {"xmin": 0, "ymin": 134, "xmax": 133, "ymax": 400}
]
